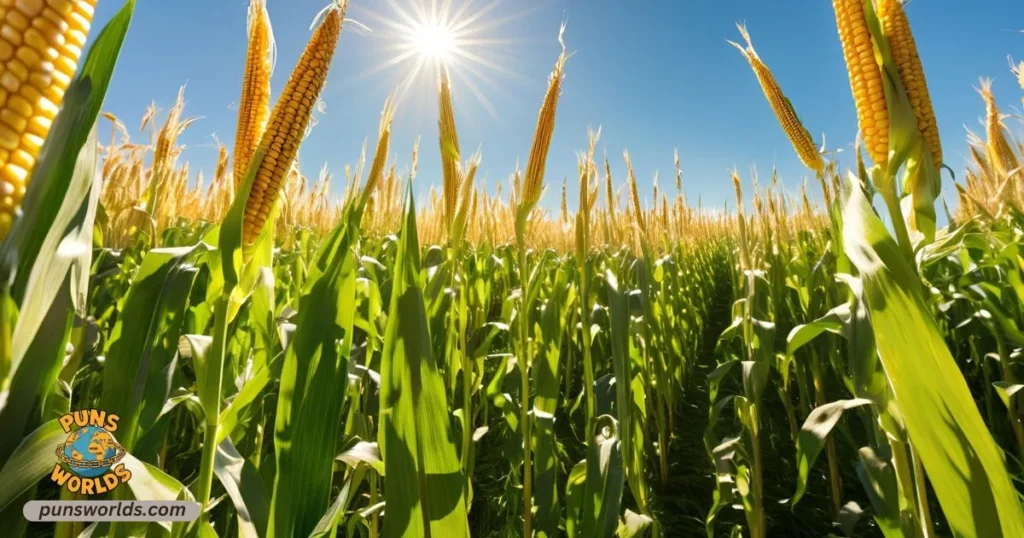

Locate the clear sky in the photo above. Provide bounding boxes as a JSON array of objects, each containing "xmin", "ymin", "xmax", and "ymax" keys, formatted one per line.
[{"xmin": 89, "ymin": 0, "xmax": 1024, "ymax": 214}]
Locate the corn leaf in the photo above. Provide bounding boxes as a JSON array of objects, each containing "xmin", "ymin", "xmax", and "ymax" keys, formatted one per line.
[
  {"xmin": 842, "ymin": 176, "xmax": 1024, "ymax": 537},
  {"xmin": 378, "ymin": 189, "xmax": 470, "ymax": 538},
  {"xmin": 99, "ymin": 245, "xmax": 207, "ymax": 451},
  {"xmin": 0, "ymin": 419, "xmax": 64, "ymax": 510},
  {"xmin": 215, "ymin": 438, "xmax": 270, "ymax": 538},
  {"xmin": 268, "ymin": 211, "xmax": 359, "ymax": 537},
  {"xmin": 792, "ymin": 398, "xmax": 872, "ymax": 505},
  {"xmin": 533, "ymin": 262, "xmax": 569, "ymax": 537},
  {"xmin": 581, "ymin": 415, "xmax": 625, "ymax": 538}
]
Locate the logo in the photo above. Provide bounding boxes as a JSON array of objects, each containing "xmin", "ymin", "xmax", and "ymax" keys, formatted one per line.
[{"xmin": 50, "ymin": 410, "xmax": 131, "ymax": 495}]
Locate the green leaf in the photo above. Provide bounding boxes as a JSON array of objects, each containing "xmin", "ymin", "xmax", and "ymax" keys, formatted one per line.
[
  {"xmin": 217, "ymin": 357, "xmax": 277, "ymax": 446},
  {"xmin": 0, "ymin": 419, "xmax": 64, "ymax": 510},
  {"xmin": 841, "ymin": 175, "xmax": 1024, "ymax": 536},
  {"xmin": 215, "ymin": 438, "xmax": 269, "ymax": 538},
  {"xmin": 617, "ymin": 509, "xmax": 654, "ymax": 538},
  {"xmin": 565, "ymin": 459, "xmax": 587, "ymax": 538},
  {"xmin": 992, "ymin": 382, "xmax": 1024, "ymax": 410},
  {"xmin": 4, "ymin": 126, "xmax": 98, "ymax": 383},
  {"xmin": 581, "ymin": 415, "xmax": 625, "ymax": 538},
  {"xmin": 855, "ymin": 447, "xmax": 903, "ymax": 538},
  {"xmin": 269, "ymin": 209, "xmax": 359, "ymax": 537},
  {"xmin": 0, "ymin": 276, "xmax": 73, "ymax": 467},
  {"xmin": 308, "ymin": 465, "xmax": 367, "ymax": 538},
  {"xmin": 336, "ymin": 438, "xmax": 385, "ymax": 476},
  {"xmin": 100, "ymin": 245, "xmax": 206, "ymax": 451},
  {"xmin": 378, "ymin": 189, "xmax": 469, "ymax": 538},
  {"xmin": 785, "ymin": 304, "xmax": 847, "ymax": 356},
  {"xmin": 792, "ymin": 398, "xmax": 872, "ymax": 505},
  {"xmin": 533, "ymin": 264, "xmax": 569, "ymax": 537}
]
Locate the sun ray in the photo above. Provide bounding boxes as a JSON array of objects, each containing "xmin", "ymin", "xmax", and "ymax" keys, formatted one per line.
[{"xmin": 352, "ymin": 0, "xmax": 531, "ymax": 125}]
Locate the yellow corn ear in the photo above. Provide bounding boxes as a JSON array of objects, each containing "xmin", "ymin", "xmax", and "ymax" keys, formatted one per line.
[
  {"xmin": 520, "ymin": 25, "xmax": 567, "ymax": 216},
  {"xmin": 729, "ymin": 23, "xmax": 824, "ymax": 174},
  {"xmin": 234, "ymin": 0, "xmax": 274, "ymax": 189},
  {"xmin": 438, "ymin": 67, "xmax": 460, "ymax": 228},
  {"xmin": 876, "ymin": 0, "xmax": 941, "ymax": 167},
  {"xmin": 242, "ymin": 1, "xmax": 345, "ymax": 244},
  {"xmin": 833, "ymin": 0, "xmax": 889, "ymax": 165},
  {"xmin": 0, "ymin": 0, "xmax": 97, "ymax": 237}
]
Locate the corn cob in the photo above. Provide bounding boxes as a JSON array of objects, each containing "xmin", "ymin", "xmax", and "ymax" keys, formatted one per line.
[
  {"xmin": 242, "ymin": 0, "xmax": 346, "ymax": 244},
  {"xmin": 833, "ymin": 0, "xmax": 889, "ymax": 165},
  {"xmin": 438, "ymin": 67, "xmax": 460, "ymax": 228},
  {"xmin": 876, "ymin": 0, "xmax": 942, "ymax": 167},
  {"xmin": 729, "ymin": 23, "xmax": 824, "ymax": 174},
  {"xmin": 0, "ymin": 0, "xmax": 97, "ymax": 237},
  {"xmin": 234, "ymin": 0, "xmax": 274, "ymax": 188},
  {"xmin": 519, "ymin": 26, "xmax": 567, "ymax": 216}
]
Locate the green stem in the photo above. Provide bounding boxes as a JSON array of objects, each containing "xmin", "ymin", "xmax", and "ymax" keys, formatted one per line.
[
  {"xmin": 995, "ymin": 332, "xmax": 1024, "ymax": 463},
  {"xmin": 579, "ymin": 261, "xmax": 596, "ymax": 438},
  {"xmin": 370, "ymin": 471, "xmax": 380, "ymax": 538},
  {"xmin": 890, "ymin": 435, "xmax": 923, "ymax": 532},
  {"xmin": 194, "ymin": 296, "xmax": 230, "ymax": 514},
  {"xmin": 909, "ymin": 442, "xmax": 935, "ymax": 537},
  {"xmin": 517, "ymin": 234, "xmax": 533, "ymax": 538},
  {"xmin": 457, "ymin": 255, "xmax": 474, "ymax": 500},
  {"xmin": 0, "ymin": 290, "xmax": 11, "ymax": 384},
  {"xmin": 750, "ymin": 405, "xmax": 765, "ymax": 538},
  {"xmin": 811, "ymin": 349, "xmax": 843, "ymax": 515},
  {"xmin": 881, "ymin": 186, "xmax": 915, "ymax": 264}
]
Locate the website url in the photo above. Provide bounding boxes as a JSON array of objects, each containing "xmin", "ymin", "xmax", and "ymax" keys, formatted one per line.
[{"xmin": 23, "ymin": 501, "xmax": 200, "ymax": 522}]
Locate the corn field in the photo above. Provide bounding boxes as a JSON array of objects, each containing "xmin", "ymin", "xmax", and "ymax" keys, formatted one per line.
[{"xmin": 2, "ymin": 0, "xmax": 1024, "ymax": 537}]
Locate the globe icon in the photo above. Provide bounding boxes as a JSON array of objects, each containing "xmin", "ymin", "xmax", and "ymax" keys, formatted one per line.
[{"xmin": 58, "ymin": 426, "xmax": 124, "ymax": 478}]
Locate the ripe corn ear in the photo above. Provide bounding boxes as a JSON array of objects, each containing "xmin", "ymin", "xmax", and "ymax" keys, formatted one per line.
[
  {"xmin": 0, "ymin": 0, "xmax": 97, "ymax": 237},
  {"xmin": 729, "ymin": 24, "xmax": 824, "ymax": 174},
  {"xmin": 234, "ymin": 0, "xmax": 274, "ymax": 188},
  {"xmin": 438, "ymin": 67, "xmax": 460, "ymax": 228},
  {"xmin": 876, "ymin": 0, "xmax": 941, "ymax": 167},
  {"xmin": 519, "ymin": 27, "xmax": 567, "ymax": 217},
  {"xmin": 242, "ymin": 1, "xmax": 346, "ymax": 244},
  {"xmin": 833, "ymin": 0, "xmax": 889, "ymax": 165}
]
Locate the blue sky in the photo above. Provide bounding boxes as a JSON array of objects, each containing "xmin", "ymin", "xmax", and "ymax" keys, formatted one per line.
[{"xmin": 90, "ymin": 0, "xmax": 1024, "ymax": 214}]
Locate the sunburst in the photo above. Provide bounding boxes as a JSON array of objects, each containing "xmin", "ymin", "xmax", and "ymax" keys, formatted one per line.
[{"xmin": 352, "ymin": 0, "xmax": 535, "ymax": 121}]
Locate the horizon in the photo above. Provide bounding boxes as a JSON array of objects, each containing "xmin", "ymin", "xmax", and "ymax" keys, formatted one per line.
[{"xmin": 89, "ymin": 0, "xmax": 1024, "ymax": 218}]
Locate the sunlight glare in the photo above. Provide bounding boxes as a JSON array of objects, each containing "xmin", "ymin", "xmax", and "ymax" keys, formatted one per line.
[{"xmin": 412, "ymin": 20, "xmax": 455, "ymax": 62}]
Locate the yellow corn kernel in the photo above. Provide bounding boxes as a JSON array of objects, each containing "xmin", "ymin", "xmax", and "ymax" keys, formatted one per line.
[
  {"xmin": 233, "ymin": 0, "xmax": 274, "ymax": 188},
  {"xmin": 241, "ymin": 1, "xmax": 346, "ymax": 244},
  {"xmin": 876, "ymin": 0, "xmax": 941, "ymax": 167},
  {"xmin": 729, "ymin": 23, "xmax": 824, "ymax": 174},
  {"xmin": 0, "ymin": 0, "xmax": 95, "ymax": 238},
  {"xmin": 520, "ymin": 25, "xmax": 567, "ymax": 215},
  {"xmin": 833, "ymin": 0, "xmax": 889, "ymax": 165},
  {"xmin": 438, "ymin": 67, "xmax": 460, "ymax": 227}
]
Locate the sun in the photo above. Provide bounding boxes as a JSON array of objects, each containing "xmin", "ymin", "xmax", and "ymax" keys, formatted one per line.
[
  {"xmin": 411, "ymin": 20, "xmax": 455, "ymax": 62},
  {"xmin": 351, "ymin": 0, "xmax": 530, "ymax": 121}
]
